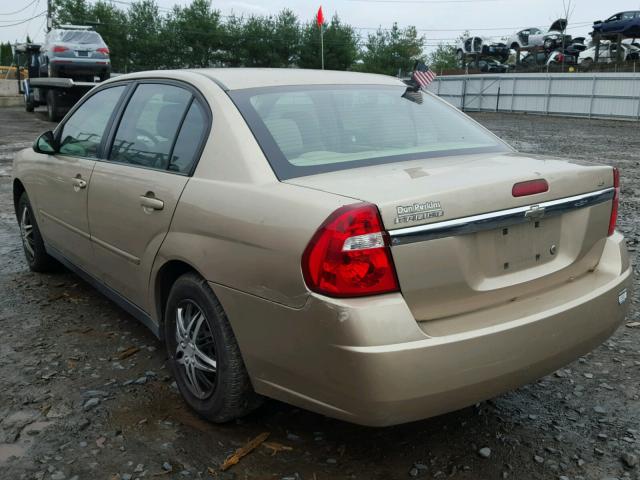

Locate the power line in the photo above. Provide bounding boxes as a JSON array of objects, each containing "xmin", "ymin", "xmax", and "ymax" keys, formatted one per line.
[
  {"xmin": 23, "ymin": 0, "xmax": 42, "ymax": 40},
  {"xmin": 0, "ymin": 0, "xmax": 40, "ymax": 16},
  {"xmin": 0, "ymin": 11, "xmax": 46, "ymax": 27},
  {"xmin": 347, "ymin": 0, "xmax": 506, "ymax": 3}
]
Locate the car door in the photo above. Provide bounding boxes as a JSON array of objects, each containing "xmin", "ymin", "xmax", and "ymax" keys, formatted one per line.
[
  {"xmin": 87, "ymin": 81, "xmax": 209, "ymax": 311},
  {"xmin": 32, "ymin": 84, "xmax": 127, "ymax": 271},
  {"xmin": 602, "ymin": 14, "xmax": 622, "ymax": 33}
]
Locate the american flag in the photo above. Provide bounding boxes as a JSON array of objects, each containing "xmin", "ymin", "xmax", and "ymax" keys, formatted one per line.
[{"xmin": 412, "ymin": 62, "xmax": 436, "ymax": 89}]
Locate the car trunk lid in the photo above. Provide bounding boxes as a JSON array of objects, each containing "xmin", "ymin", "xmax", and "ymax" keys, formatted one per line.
[{"xmin": 286, "ymin": 152, "xmax": 615, "ymax": 326}]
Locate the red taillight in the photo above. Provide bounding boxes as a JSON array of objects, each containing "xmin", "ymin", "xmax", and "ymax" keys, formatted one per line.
[
  {"xmin": 608, "ymin": 167, "xmax": 619, "ymax": 236},
  {"xmin": 52, "ymin": 45, "xmax": 68, "ymax": 53},
  {"xmin": 512, "ymin": 179, "xmax": 549, "ymax": 197},
  {"xmin": 97, "ymin": 47, "xmax": 109, "ymax": 55},
  {"xmin": 302, "ymin": 203, "xmax": 399, "ymax": 298}
]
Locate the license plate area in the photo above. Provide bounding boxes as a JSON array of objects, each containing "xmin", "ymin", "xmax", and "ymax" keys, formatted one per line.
[
  {"xmin": 475, "ymin": 216, "xmax": 561, "ymax": 277},
  {"xmin": 76, "ymin": 51, "xmax": 89, "ymax": 57}
]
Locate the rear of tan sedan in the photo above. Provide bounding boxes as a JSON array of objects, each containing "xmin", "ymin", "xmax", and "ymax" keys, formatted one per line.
[{"xmin": 168, "ymin": 70, "xmax": 632, "ymax": 426}]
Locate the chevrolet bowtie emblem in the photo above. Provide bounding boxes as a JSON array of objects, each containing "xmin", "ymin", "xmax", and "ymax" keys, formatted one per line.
[{"xmin": 524, "ymin": 205, "xmax": 546, "ymax": 220}]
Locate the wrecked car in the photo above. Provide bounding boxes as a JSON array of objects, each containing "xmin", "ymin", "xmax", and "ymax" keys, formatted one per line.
[
  {"xmin": 593, "ymin": 11, "xmax": 640, "ymax": 38},
  {"xmin": 12, "ymin": 69, "xmax": 632, "ymax": 427},
  {"xmin": 508, "ymin": 19, "xmax": 571, "ymax": 51},
  {"xmin": 456, "ymin": 36, "xmax": 510, "ymax": 65},
  {"xmin": 579, "ymin": 41, "xmax": 640, "ymax": 65},
  {"xmin": 467, "ymin": 58, "xmax": 510, "ymax": 73}
]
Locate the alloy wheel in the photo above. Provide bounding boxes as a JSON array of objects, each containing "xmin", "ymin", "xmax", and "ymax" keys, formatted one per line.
[
  {"xmin": 174, "ymin": 300, "xmax": 218, "ymax": 399},
  {"xmin": 19, "ymin": 205, "xmax": 35, "ymax": 261}
]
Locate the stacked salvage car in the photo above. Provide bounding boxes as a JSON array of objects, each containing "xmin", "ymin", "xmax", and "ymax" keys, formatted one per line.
[{"xmin": 506, "ymin": 19, "xmax": 587, "ymax": 70}]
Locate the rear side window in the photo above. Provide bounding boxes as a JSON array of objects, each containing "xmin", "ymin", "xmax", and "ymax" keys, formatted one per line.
[
  {"xmin": 169, "ymin": 100, "xmax": 207, "ymax": 174},
  {"xmin": 59, "ymin": 85, "xmax": 125, "ymax": 158},
  {"xmin": 110, "ymin": 84, "xmax": 191, "ymax": 170}
]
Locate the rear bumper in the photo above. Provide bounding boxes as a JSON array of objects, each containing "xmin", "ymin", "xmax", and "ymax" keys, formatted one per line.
[
  {"xmin": 213, "ymin": 233, "xmax": 632, "ymax": 426},
  {"xmin": 50, "ymin": 59, "xmax": 110, "ymax": 75}
]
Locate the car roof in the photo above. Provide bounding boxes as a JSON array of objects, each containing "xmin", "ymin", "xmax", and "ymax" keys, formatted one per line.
[{"xmin": 189, "ymin": 68, "xmax": 405, "ymax": 91}]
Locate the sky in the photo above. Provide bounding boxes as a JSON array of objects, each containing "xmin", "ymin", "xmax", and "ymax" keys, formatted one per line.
[{"xmin": 1, "ymin": 0, "xmax": 639, "ymax": 49}]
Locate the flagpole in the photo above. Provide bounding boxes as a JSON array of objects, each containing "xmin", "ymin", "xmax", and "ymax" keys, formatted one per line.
[{"xmin": 320, "ymin": 25, "xmax": 324, "ymax": 70}]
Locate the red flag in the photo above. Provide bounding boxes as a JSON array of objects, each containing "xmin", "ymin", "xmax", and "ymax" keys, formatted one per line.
[{"xmin": 316, "ymin": 6, "xmax": 324, "ymax": 27}]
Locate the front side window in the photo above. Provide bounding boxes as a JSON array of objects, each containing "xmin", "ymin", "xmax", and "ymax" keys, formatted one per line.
[
  {"xmin": 59, "ymin": 85, "xmax": 126, "ymax": 158},
  {"xmin": 110, "ymin": 84, "xmax": 192, "ymax": 170},
  {"xmin": 230, "ymin": 85, "xmax": 509, "ymax": 179}
]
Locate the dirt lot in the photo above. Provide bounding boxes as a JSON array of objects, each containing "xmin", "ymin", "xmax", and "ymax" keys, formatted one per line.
[{"xmin": 0, "ymin": 107, "xmax": 638, "ymax": 480}]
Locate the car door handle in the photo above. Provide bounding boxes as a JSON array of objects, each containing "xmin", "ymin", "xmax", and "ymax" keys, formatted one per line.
[
  {"xmin": 71, "ymin": 177, "xmax": 87, "ymax": 190},
  {"xmin": 140, "ymin": 195, "xmax": 164, "ymax": 211}
]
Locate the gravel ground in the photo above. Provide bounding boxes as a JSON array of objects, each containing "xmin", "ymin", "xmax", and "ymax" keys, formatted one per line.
[{"xmin": 0, "ymin": 107, "xmax": 638, "ymax": 480}]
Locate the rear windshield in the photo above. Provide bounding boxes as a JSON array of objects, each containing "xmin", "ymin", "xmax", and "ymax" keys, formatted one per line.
[
  {"xmin": 48, "ymin": 30, "xmax": 104, "ymax": 46},
  {"xmin": 229, "ymin": 85, "xmax": 509, "ymax": 180}
]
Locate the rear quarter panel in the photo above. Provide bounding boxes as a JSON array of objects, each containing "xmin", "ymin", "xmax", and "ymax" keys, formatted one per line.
[{"xmin": 151, "ymin": 75, "xmax": 352, "ymax": 317}]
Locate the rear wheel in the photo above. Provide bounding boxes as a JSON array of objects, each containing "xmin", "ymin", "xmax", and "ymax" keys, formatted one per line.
[
  {"xmin": 164, "ymin": 272, "xmax": 262, "ymax": 423},
  {"xmin": 24, "ymin": 92, "xmax": 34, "ymax": 112},
  {"xmin": 17, "ymin": 192, "xmax": 56, "ymax": 272},
  {"xmin": 46, "ymin": 90, "xmax": 62, "ymax": 122}
]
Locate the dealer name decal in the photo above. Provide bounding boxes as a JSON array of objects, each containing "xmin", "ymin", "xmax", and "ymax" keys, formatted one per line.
[{"xmin": 394, "ymin": 201, "xmax": 444, "ymax": 224}]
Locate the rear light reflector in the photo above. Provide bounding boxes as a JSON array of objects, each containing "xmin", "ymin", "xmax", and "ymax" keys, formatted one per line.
[
  {"xmin": 302, "ymin": 203, "xmax": 400, "ymax": 298},
  {"xmin": 52, "ymin": 45, "xmax": 68, "ymax": 53},
  {"xmin": 608, "ymin": 167, "xmax": 619, "ymax": 236},
  {"xmin": 512, "ymin": 179, "xmax": 549, "ymax": 197},
  {"xmin": 97, "ymin": 47, "xmax": 110, "ymax": 55}
]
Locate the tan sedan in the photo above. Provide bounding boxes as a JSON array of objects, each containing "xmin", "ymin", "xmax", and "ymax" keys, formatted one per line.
[{"xmin": 12, "ymin": 69, "xmax": 632, "ymax": 426}]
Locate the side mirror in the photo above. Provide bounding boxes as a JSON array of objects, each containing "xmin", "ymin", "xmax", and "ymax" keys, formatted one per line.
[{"xmin": 33, "ymin": 130, "xmax": 57, "ymax": 154}]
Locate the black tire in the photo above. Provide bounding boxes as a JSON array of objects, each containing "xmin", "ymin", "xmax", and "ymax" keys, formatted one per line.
[
  {"xmin": 25, "ymin": 93, "xmax": 34, "ymax": 112},
  {"xmin": 17, "ymin": 192, "xmax": 57, "ymax": 272},
  {"xmin": 46, "ymin": 90, "xmax": 62, "ymax": 122},
  {"xmin": 99, "ymin": 71, "xmax": 110, "ymax": 82},
  {"xmin": 164, "ymin": 272, "xmax": 262, "ymax": 423},
  {"xmin": 47, "ymin": 63, "xmax": 57, "ymax": 79},
  {"xmin": 581, "ymin": 58, "xmax": 593, "ymax": 68}
]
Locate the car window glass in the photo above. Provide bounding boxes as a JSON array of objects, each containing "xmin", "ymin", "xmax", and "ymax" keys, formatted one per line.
[
  {"xmin": 234, "ymin": 85, "xmax": 507, "ymax": 179},
  {"xmin": 623, "ymin": 12, "xmax": 635, "ymax": 20},
  {"xmin": 110, "ymin": 84, "xmax": 191, "ymax": 170},
  {"xmin": 169, "ymin": 100, "xmax": 207, "ymax": 174},
  {"xmin": 59, "ymin": 85, "xmax": 125, "ymax": 158}
]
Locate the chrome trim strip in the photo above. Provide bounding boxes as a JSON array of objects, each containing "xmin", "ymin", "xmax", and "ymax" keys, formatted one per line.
[{"xmin": 389, "ymin": 187, "xmax": 614, "ymax": 246}]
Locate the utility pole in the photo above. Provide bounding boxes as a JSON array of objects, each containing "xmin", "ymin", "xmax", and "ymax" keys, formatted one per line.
[{"xmin": 47, "ymin": 0, "xmax": 53, "ymax": 32}]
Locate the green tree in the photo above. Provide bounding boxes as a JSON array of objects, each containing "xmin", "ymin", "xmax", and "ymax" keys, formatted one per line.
[
  {"xmin": 240, "ymin": 15, "xmax": 278, "ymax": 67},
  {"xmin": 428, "ymin": 43, "xmax": 457, "ymax": 72},
  {"xmin": 53, "ymin": 0, "xmax": 92, "ymax": 25},
  {"xmin": 165, "ymin": 0, "xmax": 225, "ymax": 68},
  {"xmin": 222, "ymin": 14, "xmax": 245, "ymax": 67},
  {"xmin": 0, "ymin": 42, "xmax": 13, "ymax": 65},
  {"xmin": 299, "ymin": 14, "xmax": 359, "ymax": 70},
  {"xmin": 91, "ymin": 1, "xmax": 129, "ymax": 72},
  {"xmin": 126, "ymin": 0, "xmax": 166, "ymax": 71},
  {"xmin": 359, "ymin": 23, "xmax": 425, "ymax": 76},
  {"xmin": 272, "ymin": 9, "xmax": 301, "ymax": 67}
]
